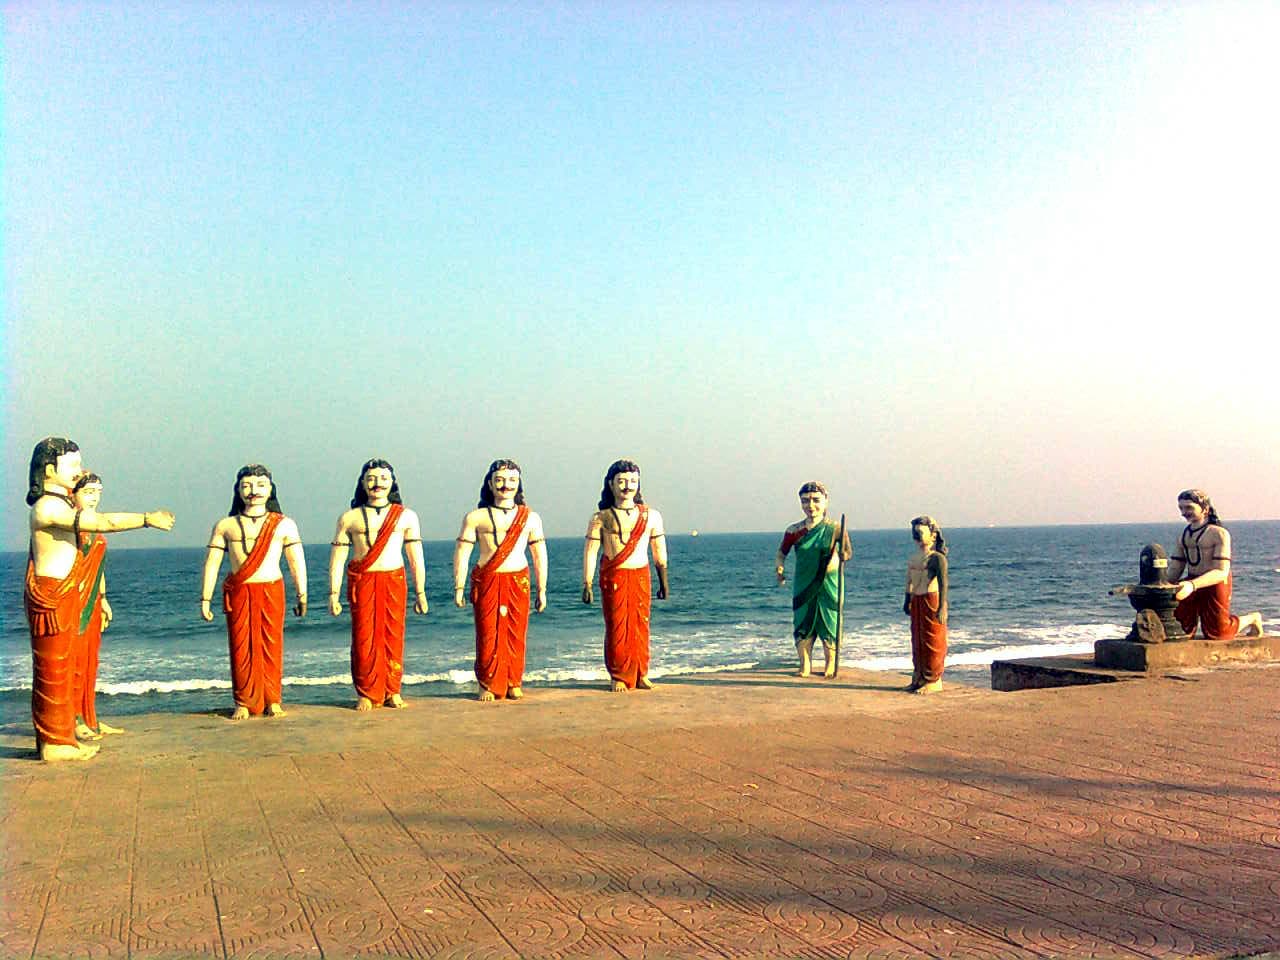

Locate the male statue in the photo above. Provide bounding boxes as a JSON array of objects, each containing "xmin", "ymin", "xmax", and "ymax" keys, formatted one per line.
[
  {"xmin": 583, "ymin": 459, "xmax": 669, "ymax": 692},
  {"xmin": 25, "ymin": 437, "xmax": 173, "ymax": 760},
  {"xmin": 200, "ymin": 464, "xmax": 307, "ymax": 719},
  {"xmin": 453, "ymin": 460, "xmax": 548, "ymax": 702},
  {"xmin": 330, "ymin": 459, "xmax": 427, "ymax": 711}
]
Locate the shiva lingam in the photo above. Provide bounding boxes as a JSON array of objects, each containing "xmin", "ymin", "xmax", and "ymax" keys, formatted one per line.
[{"xmin": 1109, "ymin": 543, "xmax": 1187, "ymax": 643}]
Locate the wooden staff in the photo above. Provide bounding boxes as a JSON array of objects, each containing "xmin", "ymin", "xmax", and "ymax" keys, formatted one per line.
[{"xmin": 834, "ymin": 512, "xmax": 846, "ymax": 678}]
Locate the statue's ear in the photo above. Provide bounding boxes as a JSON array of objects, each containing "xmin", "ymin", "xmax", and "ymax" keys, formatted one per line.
[{"xmin": 43, "ymin": 462, "xmax": 58, "ymax": 481}]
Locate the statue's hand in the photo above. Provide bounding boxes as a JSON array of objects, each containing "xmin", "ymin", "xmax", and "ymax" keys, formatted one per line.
[
  {"xmin": 414, "ymin": 592, "xmax": 429, "ymax": 615},
  {"xmin": 200, "ymin": 600, "xmax": 214, "ymax": 623},
  {"xmin": 101, "ymin": 597, "xmax": 113, "ymax": 629},
  {"xmin": 536, "ymin": 589, "xmax": 547, "ymax": 613},
  {"xmin": 582, "ymin": 583, "xmax": 594, "ymax": 604},
  {"xmin": 903, "ymin": 598, "xmax": 911, "ymax": 616},
  {"xmin": 937, "ymin": 604, "xmax": 948, "ymax": 626},
  {"xmin": 148, "ymin": 510, "xmax": 176, "ymax": 531},
  {"xmin": 454, "ymin": 588, "xmax": 466, "ymax": 609},
  {"xmin": 656, "ymin": 584, "xmax": 668, "ymax": 600},
  {"xmin": 1175, "ymin": 581, "xmax": 1195, "ymax": 601},
  {"xmin": 329, "ymin": 596, "xmax": 342, "ymax": 616},
  {"xmin": 294, "ymin": 598, "xmax": 307, "ymax": 618}
]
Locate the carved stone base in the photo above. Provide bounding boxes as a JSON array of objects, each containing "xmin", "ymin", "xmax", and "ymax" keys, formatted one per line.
[{"xmin": 1095, "ymin": 634, "xmax": 1280, "ymax": 671}]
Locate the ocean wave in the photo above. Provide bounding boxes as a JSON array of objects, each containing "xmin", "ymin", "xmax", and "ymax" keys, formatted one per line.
[{"xmin": 849, "ymin": 641, "xmax": 1096, "ymax": 673}]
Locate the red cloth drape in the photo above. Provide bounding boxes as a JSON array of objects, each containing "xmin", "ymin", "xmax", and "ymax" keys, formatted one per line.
[
  {"xmin": 221, "ymin": 514, "xmax": 286, "ymax": 714},
  {"xmin": 1175, "ymin": 575, "xmax": 1240, "ymax": 640},
  {"xmin": 469, "ymin": 506, "xmax": 530, "ymax": 697},
  {"xmin": 602, "ymin": 566, "xmax": 651, "ymax": 689},
  {"xmin": 910, "ymin": 592, "xmax": 947, "ymax": 684},
  {"xmin": 349, "ymin": 567, "xmax": 407, "ymax": 702}
]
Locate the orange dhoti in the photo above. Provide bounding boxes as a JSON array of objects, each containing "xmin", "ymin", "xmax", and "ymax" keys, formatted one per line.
[
  {"xmin": 74, "ymin": 600, "xmax": 104, "ymax": 730},
  {"xmin": 223, "ymin": 578, "xmax": 286, "ymax": 715},
  {"xmin": 1175, "ymin": 576, "xmax": 1240, "ymax": 640},
  {"xmin": 470, "ymin": 567, "xmax": 530, "ymax": 698},
  {"xmin": 910, "ymin": 592, "xmax": 947, "ymax": 684},
  {"xmin": 602, "ymin": 565, "xmax": 651, "ymax": 689},
  {"xmin": 25, "ymin": 574, "xmax": 82, "ymax": 748},
  {"xmin": 348, "ymin": 567, "xmax": 407, "ymax": 704}
]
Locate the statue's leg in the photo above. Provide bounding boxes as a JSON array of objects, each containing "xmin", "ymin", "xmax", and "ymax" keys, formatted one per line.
[
  {"xmin": 821, "ymin": 640, "xmax": 837, "ymax": 678},
  {"xmin": 796, "ymin": 636, "xmax": 813, "ymax": 677}
]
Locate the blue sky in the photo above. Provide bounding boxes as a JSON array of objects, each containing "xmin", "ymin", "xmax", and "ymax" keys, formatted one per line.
[{"xmin": 5, "ymin": 1, "xmax": 1278, "ymax": 548}]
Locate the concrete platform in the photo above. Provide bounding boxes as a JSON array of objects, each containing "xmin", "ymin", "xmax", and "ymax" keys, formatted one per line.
[
  {"xmin": 990, "ymin": 652, "xmax": 1142, "ymax": 691},
  {"xmin": 1095, "ymin": 632, "xmax": 1280, "ymax": 670}
]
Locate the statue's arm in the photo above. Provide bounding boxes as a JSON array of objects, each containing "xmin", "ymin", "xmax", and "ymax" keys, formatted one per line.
[
  {"xmin": 528, "ymin": 512, "xmax": 548, "ymax": 612},
  {"xmin": 328, "ymin": 513, "xmax": 352, "ymax": 615},
  {"xmin": 928, "ymin": 552, "xmax": 949, "ymax": 625},
  {"xmin": 649, "ymin": 510, "xmax": 669, "ymax": 599},
  {"xmin": 100, "ymin": 572, "xmax": 113, "ymax": 627},
  {"xmin": 453, "ymin": 512, "xmax": 478, "ymax": 607},
  {"xmin": 582, "ymin": 513, "xmax": 604, "ymax": 603},
  {"xmin": 903, "ymin": 562, "xmax": 912, "ymax": 615},
  {"xmin": 280, "ymin": 519, "xmax": 307, "ymax": 616},
  {"xmin": 36, "ymin": 499, "xmax": 173, "ymax": 534},
  {"xmin": 402, "ymin": 510, "xmax": 428, "ymax": 613},
  {"xmin": 200, "ymin": 523, "xmax": 228, "ymax": 621}
]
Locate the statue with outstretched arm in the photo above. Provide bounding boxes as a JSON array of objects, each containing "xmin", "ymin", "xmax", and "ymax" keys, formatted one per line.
[{"xmin": 25, "ymin": 437, "xmax": 174, "ymax": 761}]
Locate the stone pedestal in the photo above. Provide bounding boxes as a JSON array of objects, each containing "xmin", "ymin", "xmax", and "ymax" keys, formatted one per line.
[{"xmin": 1094, "ymin": 633, "xmax": 1280, "ymax": 671}]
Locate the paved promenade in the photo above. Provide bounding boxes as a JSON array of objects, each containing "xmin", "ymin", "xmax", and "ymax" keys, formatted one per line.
[{"xmin": 2, "ymin": 663, "xmax": 1278, "ymax": 959}]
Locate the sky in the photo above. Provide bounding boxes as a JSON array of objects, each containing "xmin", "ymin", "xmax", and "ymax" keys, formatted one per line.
[{"xmin": 4, "ymin": 1, "xmax": 1278, "ymax": 550}]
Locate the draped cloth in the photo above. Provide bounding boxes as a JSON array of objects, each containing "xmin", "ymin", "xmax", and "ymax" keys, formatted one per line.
[
  {"xmin": 789, "ymin": 521, "xmax": 840, "ymax": 643},
  {"xmin": 910, "ymin": 592, "xmax": 948, "ymax": 684},
  {"xmin": 25, "ymin": 537, "xmax": 105, "ymax": 748},
  {"xmin": 601, "ymin": 506, "xmax": 651, "ymax": 689},
  {"xmin": 221, "ymin": 513, "xmax": 285, "ymax": 715},
  {"xmin": 74, "ymin": 535, "xmax": 107, "ymax": 729},
  {"xmin": 347, "ymin": 504, "xmax": 407, "ymax": 704},
  {"xmin": 1175, "ymin": 575, "xmax": 1240, "ymax": 640},
  {"xmin": 470, "ymin": 506, "xmax": 530, "ymax": 698}
]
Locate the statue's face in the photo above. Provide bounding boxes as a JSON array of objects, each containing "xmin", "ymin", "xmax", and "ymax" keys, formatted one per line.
[
  {"xmin": 799, "ymin": 490, "xmax": 827, "ymax": 522},
  {"xmin": 912, "ymin": 523, "xmax": 935, "ymax": 550},
  {"xmin": 489, "ymin": 468, "xmax": 521, "ymax": 507},
  {"xmin": 238, "ymin": 475, "xmax": 272, "ymax": 512},
  {"xmin": 74, "ymin": 482, "xmax": 103, "ymax": 511},
  {"xmin": 46, "ymin": 450, "xmax": 84, "ymax": 491},
  {"xmin": 363, "ymin": 467, "xmax": 393, "ymax": 504},
  {"xmin": 1178, "ymin": 498, "xmax": 1206, "ymax": 525},
  {"xmin": 610, "ymin": 471, "xmax": 639, "ymax": 508}
]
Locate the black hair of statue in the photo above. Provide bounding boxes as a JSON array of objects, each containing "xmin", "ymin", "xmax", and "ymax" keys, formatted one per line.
[
  {"xmin": 910, "ymin": 515, "xmax": 948, "ymax": 555},
  {"xmin": 229, "ymin": 464, "xmax": 283, "ymax": 516},
  {"xmin": 1177, "ymin": 489, "xmax": 1223, "ymax": 527},
  {"xmin": 478, "ymin": 459, "xmax": 525, "ymax": 507},
  {"xmin": 27, "ymin": 437, "xmax": 80, "ymax": 506},
  {"xmin": 598, "ymin": 459, "xmax": 644, "ymax": 510},
  {"xmin": 73, "ymin": 472, "xmax": 103, "ymax": 493},
  {"xmin": 351, "ymin": 458, "xmax": 402, "ymax": 508}
]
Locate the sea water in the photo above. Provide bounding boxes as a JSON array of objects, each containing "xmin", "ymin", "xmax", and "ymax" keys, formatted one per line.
[{"xmin": 3, "ymin": 523, "xmax": 1277, "ymax": 725}]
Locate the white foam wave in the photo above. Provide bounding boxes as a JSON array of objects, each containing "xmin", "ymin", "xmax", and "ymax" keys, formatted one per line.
[{"xmin": 849, "ymin": 641, "xmax": 1096, "ymax": 673}]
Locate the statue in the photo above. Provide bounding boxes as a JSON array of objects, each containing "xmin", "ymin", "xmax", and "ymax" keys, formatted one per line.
[
  {"xmin": 1168, "ymin": 489, "xmax": 1264, "ymax": 639},
  {"xmin": 329, "ymin": 459, "xmax": 427, "ymax": 711},
  {"xmin": 25, "ymin": 437, "xmax": 174, "ymax": 760},
  {"xmin": 902, "ymin": 515, "xmax": 948, "ymax": 693},
  {"xmin": 453, "ymin": 460, "xmax": 548, "ymax": 702},
  {"xmin": 775, "ymin": 482, "xmax": 852, "ymax": 678},
  {"xmin": 200, "ymin": 464, "xmax": 307, "ymax": 719},
  {"xmin": 70, "ymin": 474, "xmax": 122, "ymax": 739},
  {"xmin": 582, "ymin": 459, "xmax": 669, "ymax": 692}
]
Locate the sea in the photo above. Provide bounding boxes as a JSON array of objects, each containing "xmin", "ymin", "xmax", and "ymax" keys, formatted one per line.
[{"xmin": 3, "ymin": 523, "xmax": 1278, "ymax": 726}]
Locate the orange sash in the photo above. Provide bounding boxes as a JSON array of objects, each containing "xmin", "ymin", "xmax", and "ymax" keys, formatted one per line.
[
  {"xmin": 600, "ymin": 506, "xmax": 648, "ymax": 575},
  {"xmin": 222, "ymin": 513, "xmax": 283, "ymax": 611},
  {"xmin": 347, "ymin": 503, "xmax": 404, "ymax": 576}
]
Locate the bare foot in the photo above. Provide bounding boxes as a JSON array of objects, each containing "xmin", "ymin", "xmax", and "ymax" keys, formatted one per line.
[
  {"xmin": 478, "ymin": 689, "xmax": 496, "ymax": 702},
  {"xmin": 230, "ymin": 706, "xmax": 250, "ymax": 720},
  {"xmin": 611, "ymin": 680, "xmax": 628, "ymax": 693},
  {"xmin": 266, "ymin": 703, "xmax": 286, "ymax": 717},
  {"xmin": 75, "ymin": 722, "xmax": 102, "ymax": 741},
  {"xmin": 508, "ymin": 686, "xmax": 524, "ymax": 700},
  {"xmin": 1239, "ymin": 612, "xmax": 1265, "ymax": 636},
  {"xmin": 97, "ymin": 721, "xmax": 124, "ymax": 735},
  {"xmin": 796, "ymin": 639, "xmax": 813, "ymax": 678},
  {"xmin": 355, "ymin": 697, "xmax": 374, "ymax": 712},
  {"xmin": 822, "ymin": 664, "xmax": 836, "ymax": 679},
  {"xmin": 822, "ymin": 643, "xmax": 837, "ymax": 678},
  {"xmin": 40, "ymin": 741, "xmax": 100, "ymax": 762},
  {"xmin": 914, "ymin": 679, "xmax": 942, "ymax": 695},
  {"xmin": 636, "ymin": 676, "xmax": 654, "ymax": 690},
  {"xmin": 386, "ymin": 694, "xmax": 406, "ymax": 708}
]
